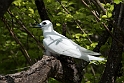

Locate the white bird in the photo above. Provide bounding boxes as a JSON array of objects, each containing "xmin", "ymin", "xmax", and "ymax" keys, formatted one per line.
[{"xmin": 36, "ymin": 20, "xmax": 104, "ymax": 62}]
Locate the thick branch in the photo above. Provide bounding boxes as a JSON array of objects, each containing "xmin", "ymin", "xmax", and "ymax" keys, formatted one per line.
[
  {"xmin": 35, "ymin": 0, "xmax": 50, "ymax": 20},
  {"xmin": 0, "ymin": 56, "xmax": 62, "ymax": 83},
  {"xmin": 0, "ymin": 55, "xmax": 88, "ymax": 83}
]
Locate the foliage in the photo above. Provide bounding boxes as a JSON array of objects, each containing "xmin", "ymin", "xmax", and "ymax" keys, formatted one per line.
[
  {"xmin": 0, "ymin": 0, "xmax": 124, "ymax": 83},
  {"xmin": 114, "ymin": 0, "xmax": 123, "ymax": 4},
  {"xmin": 101, "ymin": 3, "xmax": 114, "ymax": 18}
]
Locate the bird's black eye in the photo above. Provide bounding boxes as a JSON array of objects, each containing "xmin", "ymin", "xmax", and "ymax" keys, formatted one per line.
[{"xmin": 43, "ymin": 22, "xmax": 47, "ymax": 25}]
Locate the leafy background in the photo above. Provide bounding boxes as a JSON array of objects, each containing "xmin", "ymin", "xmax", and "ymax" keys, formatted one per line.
[{"xmin": 0, "ymin": 0, "xmax": 123, "ymax": 83}]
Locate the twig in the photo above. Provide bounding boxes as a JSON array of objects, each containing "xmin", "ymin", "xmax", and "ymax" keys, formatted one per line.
[
  {"xmin": 95, "ymin": 0, "xmax": 106, "ymax": 14},
  {"xmin": 81, "ymin": 0, "xmax": 124, "ymax": 46},
  {"xmin": 1, "ymin": 17, "xmax": 33, "ymax": 65},
  {"xmin": 7, "ymin": 10, "xmax": 45, "ymax": 50},
  {"xmin": 91, "ymin": 65, "xmax": 95, "ymax": 75},
  {"xmin": 81, "ymin": 0, "xmax": 100, "ymax": 21},
  {"xmin": 117, "ymin": 3, "xmax": 123, "ymax": 27},
  {"xmin": 9, "ymin": 66, "xmax": 30, "ymax": 71},
  {"xmin": 74, "ymin": 20, "xmax": 92, "ymax": 43},
  {"xmin": 57, "ymin": 0, "xmax": 93, "ymax": 43}
]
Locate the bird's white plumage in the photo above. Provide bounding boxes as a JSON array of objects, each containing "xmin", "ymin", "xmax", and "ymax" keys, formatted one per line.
[{"xmin": 39, "ymin": 20, "xmax": 104, "ymax": 62}]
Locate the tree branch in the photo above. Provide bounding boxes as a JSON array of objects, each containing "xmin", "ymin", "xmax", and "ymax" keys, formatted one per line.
[
  {"xmin": 0, "ymin": 55, "xmax": 89, "ymax": 83},
  {"xmin": 57, "ymin": 0, "xmax": 93, "ymax": 43},
  {"xmin": 95, "ymin": 0, "xmax": 106, "ymax": 14},
  {"xmin": 35, "ymin": 0, "xmax": 50, "ymax": 20},
  {"xmin": 7, "ymin": 10, "xmax": 45, "ymax": 50},
  {"xmin": 1, "ymin": 17, "xmax": 33, "ymax": 65},
  {"xmin": 0, "ymin": 56, "xmax": 62, "ymax": 83},
  {"xmin": 81, "ymin": 0, "xmax": 124, "ymax": 46}
]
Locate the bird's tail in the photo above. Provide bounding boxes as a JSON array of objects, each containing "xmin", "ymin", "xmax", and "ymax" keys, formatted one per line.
[{"xmin": 88, "ymin": 55, "xmax": 104, "ymax": 61}]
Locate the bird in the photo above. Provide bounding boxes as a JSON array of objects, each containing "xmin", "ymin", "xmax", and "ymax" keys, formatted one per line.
[{"xmin": 35, "ymin": 20, "xmax": 104, "ymax": 62}]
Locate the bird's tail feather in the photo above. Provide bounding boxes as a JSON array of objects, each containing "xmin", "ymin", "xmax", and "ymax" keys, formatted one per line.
[
  {"xmin": 91, "ymin": 52, "xmax": 101, "ymax": 55},
  {"xmin": 88, "ymin": 55, "xmax": 104, "ymax": 61}
]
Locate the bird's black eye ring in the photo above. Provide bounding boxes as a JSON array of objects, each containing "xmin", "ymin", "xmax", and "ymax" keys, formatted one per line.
[{"xmin": 43, "ymin": 22, "xmax": 47, "ymax": 25}]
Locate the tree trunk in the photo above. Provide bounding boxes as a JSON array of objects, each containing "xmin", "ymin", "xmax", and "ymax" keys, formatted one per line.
[
  {"xmin": 0, "ymin": 0, "xmax": 14, "ymax": 17},
  {"xmin": 99, "ymin": 3, "xmax": 124, "ymax": 83}
]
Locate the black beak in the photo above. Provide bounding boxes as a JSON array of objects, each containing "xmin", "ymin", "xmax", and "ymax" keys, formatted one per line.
[{"xmin": 33, "ymin": 24, "xmax": 41, "ymax": 28}]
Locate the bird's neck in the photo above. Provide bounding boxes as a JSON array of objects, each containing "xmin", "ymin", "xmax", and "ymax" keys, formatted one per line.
[{"xmin": 43, "ymin": 26, "xmax": 54, "ymax": 38}]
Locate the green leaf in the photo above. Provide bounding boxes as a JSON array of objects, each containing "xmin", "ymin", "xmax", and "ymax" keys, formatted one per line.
[
  {"xmin": 114, "ymin": 0, "xmax": 122, "ymax": 4},
  {"xmin": 102, "ymin": 15, "xmax": 107, "ymax": 19},
  {"xmin": 28, "ymin": 8, "xmax": 34, "ymax": 14},
  {"xmin": 66, "ymin": 14, "xmax": 73, "ymax": 19},
  {"xmin": 86, "ymin": 81, "xmax": 91, "ymax": 83},
  {"xmin": 90, "ymin": 43, "xmax": 98, "ymax": 48},
  {"xmin": 13, "ymin": 0, "xmax": 22, "ymax": 6},
  {"xmin": 56, "ymin": 23, "xmax": 61, "ymax": 26},
  {"xmin": 106, "ymin": 12, "xmax": 112, "ymax": 18},
  {"xmin": 82, "ymin": 33, "xmax": 88, "ymax": 37}
]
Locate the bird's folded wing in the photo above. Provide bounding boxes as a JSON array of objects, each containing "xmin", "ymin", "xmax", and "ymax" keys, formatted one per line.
[
  {"xmin": 43, "ymin": 38, "xmax": 89, "ymax": 60},
  {"xmin": 68, "ymin": 39, "xmax": 101, "ymax": 55}
]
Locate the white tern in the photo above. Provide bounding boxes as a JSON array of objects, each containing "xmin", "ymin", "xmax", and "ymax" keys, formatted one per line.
[{"xmin": 36, "ymin": 20, "xmax": 104, "ymax": 62}]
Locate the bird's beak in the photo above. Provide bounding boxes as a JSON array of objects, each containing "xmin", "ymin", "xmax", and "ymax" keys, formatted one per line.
[{"xmin": 33, "ymin": 24, "xmax": 42, "ymax": 28}]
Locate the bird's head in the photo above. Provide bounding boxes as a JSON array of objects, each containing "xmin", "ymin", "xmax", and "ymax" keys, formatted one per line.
[{"xmin": 35, "ymin": 20, "xmax": 53, "ymax": 30}]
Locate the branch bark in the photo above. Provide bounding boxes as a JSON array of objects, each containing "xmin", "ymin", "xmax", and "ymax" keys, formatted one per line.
[
  {"xmin": 99, "ymin": 3, "xmax": 124, "ymax": 83},
  {"xmin": 0, "ymin": 56, "xmax": 61, "ymax": 83},
  {"xmin": 95, "ymin": 0, "xmax": 106, "ymax": 14},
  {"xmin": 0, "ymin": 55, "xmax": 89, "ymax": 83},
  {"xmin": 35, "ymin": 0, "xmax": 50, "ymax": 20}
]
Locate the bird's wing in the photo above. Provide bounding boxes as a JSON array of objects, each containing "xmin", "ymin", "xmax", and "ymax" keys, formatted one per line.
[
  {"xmin": 53, "ymin": 31, "xmax": 100, "ymax": 55},
  {"xmin": 68, "ymin": 39, "xmax": 101, "ymax": 55},
  {"xmin": 43, "ymin": 37, "xmax": 89, "ymax": 61}
]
